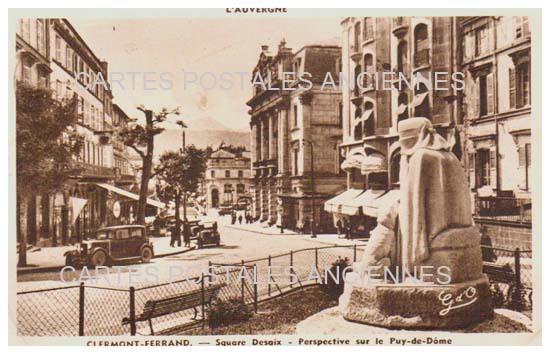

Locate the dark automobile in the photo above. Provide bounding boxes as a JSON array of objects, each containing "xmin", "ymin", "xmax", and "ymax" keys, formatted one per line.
[
  {"xmin": 196, "ymin": 222, "xmax": 220, "ymax": 248},
  {"xmin": 64, "ymin": 225, "xmax": 154, "ymax": 267},
  {"xmin": 218, "ymin": 205, "xmax": 233, "ymax": 216}
]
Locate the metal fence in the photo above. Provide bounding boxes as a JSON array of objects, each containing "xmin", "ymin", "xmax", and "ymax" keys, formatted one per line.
[
  {"xmin": 17, "ymin": 244, "xmax": 531, "ymax": 336},
  {"xmin": 475, "ymin": 196, "xmax": 532, "ymax": 225}
]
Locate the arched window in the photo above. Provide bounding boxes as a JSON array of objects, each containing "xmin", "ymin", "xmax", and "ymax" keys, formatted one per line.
[
  {"xmin": 397, "ymin": 40, "xmax": 408, "ymax": 74},
  {"xmin": 363, "ymin": 54, "xmax": 374, "ymax": 88},
  {"xmin": 363, "ymin": 101, "xmax": 375, "ymax": 136},
  {"xmin": 414, "ymin": 23, "xmax": 429, "ymax": 67},
  {"xmin": 414, "ymin": 83, "xmax": 430, "ymax": 119},
  {"xmin": 354, "ymin": 106, "xmax": 363, "ymax": 141},
  {"xmin": 390, "ymin": 150, "xmax": 401, "ymax": 187},
  {"xmin": 354, "ymin": 64, "xmax": 361, "ymax": 96}
]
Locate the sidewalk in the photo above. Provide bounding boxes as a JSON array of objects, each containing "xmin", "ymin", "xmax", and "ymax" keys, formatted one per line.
[
  {"xmin": 16, "ymin": 236, "xmax": 193, "ymax": 274},
  {"xmin": 226, "ymin": 222, "xmax": 368, "ymax": 246}
]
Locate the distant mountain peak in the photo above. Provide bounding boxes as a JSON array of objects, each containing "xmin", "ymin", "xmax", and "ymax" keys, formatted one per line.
[{"xmin": 184, "ymin": 115, "xmax": 229, "ymax": 131}]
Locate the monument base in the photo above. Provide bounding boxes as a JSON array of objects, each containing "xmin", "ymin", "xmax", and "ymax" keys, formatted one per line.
[
  {"xmin": 296, "ymin": 307, "xmax": 531, "ymax": 335},
  {"xmin": 339, "ymin": 276, "xmax": 493, "ymax": 329}
]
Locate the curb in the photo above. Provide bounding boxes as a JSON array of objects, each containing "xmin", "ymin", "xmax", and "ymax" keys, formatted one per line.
[
  {"xmin": 225, "ymin": 224, "xmax": 298, "ymax": 236},
  {"xmin": 17, "ymin": 246, "xmax": 196, "ymax": 275}
]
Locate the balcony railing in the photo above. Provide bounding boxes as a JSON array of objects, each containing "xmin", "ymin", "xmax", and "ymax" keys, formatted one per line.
[
  {"xmin": 474, "ymin": 196, "xmax": 532, "ymax": 225},
  {"xmin": 73, "ymin": 161, "xmax": 115, "ymax": 179}
]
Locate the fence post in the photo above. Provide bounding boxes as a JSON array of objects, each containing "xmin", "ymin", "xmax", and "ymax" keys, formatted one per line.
[
  {"xmin": 253, "ymin": 264, "xmax": 258, "ymax": 313},
  {"xmin": 78, "ymin": 282, "xmax": 85, "ymax": 336},
  {"xmin": 129, "ymin": 286, "xmax": 136, "ymax": 336},
  {"xmin": 512, "ymin": 248, "xmax": 523, "ymax": 310},
  {"xmin": 241, "ymin": 260, "xmax": 245, "ymax": 302},
  {"xmin": 353, "ymin": 244, "xmax": 357, "ymax": 262},
  {"xmin": 201, "ymin": 274, "xmax": 206, "ymax": 330},
  {"xmin": 268, "ymin": 255, "xmax": 272, "ymax": 297},
  {"xmin": 290, "ymin": 251, "xmax": 294, "ymax": 288},
  {"xmin": 315, "ymin": 248, "xmax": 318, "ymax": 271}
]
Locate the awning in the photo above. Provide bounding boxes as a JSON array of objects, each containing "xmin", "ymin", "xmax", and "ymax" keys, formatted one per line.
[
  {"xmin": 324, "ymin": 189, "xmax": 364, "ymax": 213},
  {"xmin": 95, "ymin": 183, "xmax": 166, "ymax": 209},
  {"xmin": 363, "ymin": 189, "xmax": 400, "ymax": 217},
  {"xmin": 341, "ymin": 189, "xmax": 385, "ymax": 216},
  {"xmin": 411, "ymin": 92, "xmax": 429, "ymax": 108},
  {"xmin": 361, "ymin": 153, "xmax": 387, "ymax": 174}
]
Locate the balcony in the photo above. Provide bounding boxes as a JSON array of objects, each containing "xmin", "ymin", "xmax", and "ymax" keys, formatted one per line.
[
  {"xmin": 474, "ymin": 196, "xmax": 532, "ymax": 225},
  {"xmin": 392, "ymin": 17, "xmax": 408, "ymax": 37},
  {"xmin": 115, "ymin": 173, "xmax": 137, "ymax": 185},
  {"xmin": 72, "ymin": 161, "xmax": 115, "ymax": 180}
]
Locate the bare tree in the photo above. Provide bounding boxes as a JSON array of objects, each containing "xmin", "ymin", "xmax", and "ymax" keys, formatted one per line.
[{"xmin": 118, "ymin": 106, "xmax": 180, "ymax": 224}]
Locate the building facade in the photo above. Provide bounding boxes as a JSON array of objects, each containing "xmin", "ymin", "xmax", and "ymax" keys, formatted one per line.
[
  {"xmin": 205, "ymin": 148, "xmax": 252, "ymax": 209},
  {"xmin": 331, "ymin": 17, "xmax": 462, "ymax": 237},
  {"xmin": 248, "ymin": 40, "xmax": 344, "ymax": 232},
  {"xmin": 461, "ymin": 16, "xmax": 531, "ymax": 199},
  {"xmin": 16, "ymin": 18, "xmax": 149, "ymax": 247}
]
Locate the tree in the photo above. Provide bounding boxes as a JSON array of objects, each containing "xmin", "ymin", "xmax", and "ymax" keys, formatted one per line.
[
  {"xmin": 118, "ymin": 106, "xmax": 180, "ymax": 224},
  {"xmin": 16, "ymin": 83, "xmax": 83, "ymax": 266},
  {"xmin": 154, "ymin": 146, "xmax": 207, "ymax": 246}
]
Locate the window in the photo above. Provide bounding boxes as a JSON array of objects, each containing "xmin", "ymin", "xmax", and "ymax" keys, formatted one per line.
[
  {"xmin": 66, "ymin": 46, "xmax": 73, "ymax": 72},
  {"xmin": 224, "ymin": 184, "xmax": 232, "ymax": 193},
  {"xmin": 475, "ymin": 25, "xmax": 489, "ymax": 57},
  {"xmin": 478, "ymin": 73, "xmax": 494, "ymax": 116},
  {"xmin": 363, "ymin": 101, "xmax": 375, "ymax": 136},
  {"xmin": 363, "ymin": 54, "xmax": 374, "ymax": 88},
  {"xmin": 518, "ymin": 143, "xmax": 531, "ymax": 190},
  {"xmin": 293, "ymin": 148, "xmax": 299, "ymax": 175},
  {"xmin": 21, "ymin": 59, "xmax": 32, "ymax": 84},
  {"xmin": 210, "ymin": 170, "xmax": 215, "ymax": 178},
  {"xmin": 510, "ymin": 61, "xmax": 530, "ymax": 109},
  {"xmin": 414, "ymin": 24, "xmax": 429, "ymax": 67},
  {"xmin": 55, "ymin": 35, "xmax": 62, "ymax": 62},
  {"xmin": 363, "ymin": 18, "xmax": 374, "ymax": 41},
  {"xmin": 238, "ymin": 170, "xmax": 244, "ymax": 178},
  {"xmin": 225, "ymin": 170, "xmax": 230, "ymax": 178},
  {"xmin": 354, "ymin": 105, "xmax": 362, "ymax": 141},
  {"xmin": 354, "ymin": 22, "xmax": 361, "ymax": 51},
  {"xmin": 397, "ymin": 92, "xmax": 409, "ymax": 123},
  {"xmin": 515, "ymin": 16, "xmax": 530, "ymax": 39},
  {"xmin": 474, "ymin": 148, "xmax": 496, "ymax": 188},
  {"xmin": 293, "ymin": 104, "xmax": 298, "ymax": 127},
  {"xmin": 338, "ymin": 102, "xmax": 343, "ymax": 127},
  {"xmin": 36, "ymin": 19, "xmax": 45, "ymax": 55},
  {"xmin": 397, "ymin": 40, "xmax": 408, "ymax": 74},
  {"xmin": 236, "ymin": 184, "xmax": 245, "ymax": 193}
]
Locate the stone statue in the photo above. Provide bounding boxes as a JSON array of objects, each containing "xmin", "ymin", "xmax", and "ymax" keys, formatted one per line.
[{"xmin": 339, "ymin": 118, "xmax": 493, "ymax": 329}]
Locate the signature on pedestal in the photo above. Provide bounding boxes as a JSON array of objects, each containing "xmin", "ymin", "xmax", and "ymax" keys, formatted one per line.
[{"xmin": 438, "ymin": 286, "xmax": 478, "ymax": 316}]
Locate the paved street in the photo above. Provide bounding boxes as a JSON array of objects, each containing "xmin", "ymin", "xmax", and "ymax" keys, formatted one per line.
[{"xmin": 17, "ymin": 214, "xmax": 363, "ymax": 291}]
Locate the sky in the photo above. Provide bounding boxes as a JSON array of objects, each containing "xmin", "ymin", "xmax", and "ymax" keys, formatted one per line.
[{"xmin": 69, "ymin": 17, "xmax": 342, "ymax": 131}]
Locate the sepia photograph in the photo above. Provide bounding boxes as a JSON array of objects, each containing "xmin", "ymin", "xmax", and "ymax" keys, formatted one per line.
[{"xmin": 7, "ymin": 7, "xmax": 541, "ymax": 346}]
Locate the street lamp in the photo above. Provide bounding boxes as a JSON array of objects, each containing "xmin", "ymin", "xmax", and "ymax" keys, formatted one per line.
[
  {"xmin": 302, "ymin": 139, "xmax": 316, "ymax": 238},
  {"xmin": 176, "ymin": 120, "xmax": 187, "ymax": 149}
]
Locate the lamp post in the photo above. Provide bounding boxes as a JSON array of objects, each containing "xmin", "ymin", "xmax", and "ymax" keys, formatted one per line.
[
  {"xmin": 176, "ymin": 120, "xmax": 187, "ymax": 149},
  {"xmin": 302, "ymin": 139, "xmax": 316, "ymax": 238}
]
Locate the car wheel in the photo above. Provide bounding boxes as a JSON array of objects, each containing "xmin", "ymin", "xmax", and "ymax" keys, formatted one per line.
[
  {"xmin": 140, "ymin": 247, "xmax": 153, "ymax": 263},
  {"xmin": 89, "ymin": 250, "xmax": 108, "ymax": 267}
]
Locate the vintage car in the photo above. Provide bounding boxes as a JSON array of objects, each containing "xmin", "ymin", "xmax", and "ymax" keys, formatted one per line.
[
  {"xmin": 196, "ymin": 222, "xmax": 220, "ymax": 248},
  {"xmin": 218, "ymin": 205, "xmax": 233, "ymax": 216},
  {"xmin": 64, "ymin": 225, "xmax": 154, "ymax": 267}
]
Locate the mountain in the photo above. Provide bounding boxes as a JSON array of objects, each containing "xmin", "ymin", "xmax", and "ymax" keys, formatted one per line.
[{"xmin": 154, "ymin": 116, "xmax": 250, "ymax": 155}]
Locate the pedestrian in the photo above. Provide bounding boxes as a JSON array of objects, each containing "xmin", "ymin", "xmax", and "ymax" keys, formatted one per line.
[
  {"xmin": 183, "ymin": 221, "xmax": 191, "ymax": 248},
  {"xmin": 231, "ymin": 211, "xmax": 236, "ymax": 225},
  {"xmin": 238, "ymin": 214, "xmax": 243, "ymax": 224},
  {"xmin": 336, "ymin": 219, "xmax": 343, "ymax": 238},
  {"xmin": 169, "ymin": 224, "xmax": 177, "ymax": 247}
]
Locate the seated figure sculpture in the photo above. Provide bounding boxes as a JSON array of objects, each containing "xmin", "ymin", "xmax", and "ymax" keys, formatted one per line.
[{"xmin": 339, "ymin": 118, "xmax": 492, "ymax": 329}]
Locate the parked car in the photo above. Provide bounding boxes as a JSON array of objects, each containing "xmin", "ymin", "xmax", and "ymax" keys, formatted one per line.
[
  {"xmin": 196, "ymin": 222, "xmax": 220, "ymax": 248},
  {"xmin": 64, "ymin": 225, "xmax": 154, "ymax": 267},
  {"xmin": 218, "ymin": 205, "xmax": 233, "ymax": 216}
]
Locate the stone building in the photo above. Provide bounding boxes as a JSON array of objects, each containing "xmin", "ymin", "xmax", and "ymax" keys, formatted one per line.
[
  {"xmin": 248, "ymin": 40, "xmax": 344, "ymax": 232},
  {"xmin": 461, "ymin": 16, "xmax": 531, "ymax": 200},
  {"xmin": 16, "ymin": 18, "xmax": 157, "ymax": 247},
  {"xmin": 329, "ymin": 17, "xmax": 462, "ymax": 237},
  {"xmin": 205, "ymin": 147, "xmax": 252, "ymax": 209}
]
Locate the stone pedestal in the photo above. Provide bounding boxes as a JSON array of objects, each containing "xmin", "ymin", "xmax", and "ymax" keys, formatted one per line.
[{"xmin": 339, "ymin": 276, "xmax": 493, "ymax": 329}]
